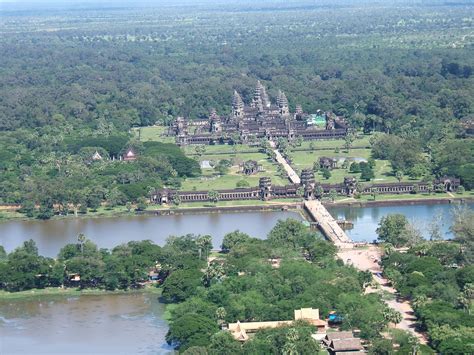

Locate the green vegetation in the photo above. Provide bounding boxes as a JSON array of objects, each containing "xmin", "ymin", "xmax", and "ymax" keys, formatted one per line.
[
  {"xmin": 162, "ymin": 219, "xmax": 391, "ymax": 352},
  {"xmin": 181, "ymin": 152, "xmax": 287, "ymax": 190},
  {"xmin": 0, "ymin": 1, "xmax": 473, "ymax": 217},
  {"xmin": 0, "ymin": 238, "xmax": 164, "ymax": 292},
  {"xmin": 380, "ymin": 206, "xmax": 474, "ymax": 353}
]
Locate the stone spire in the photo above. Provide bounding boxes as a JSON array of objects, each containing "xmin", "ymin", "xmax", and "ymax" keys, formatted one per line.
[
  {"xmin": 295, "ymin": 104, "xmax": 304, "ymax": 120},
  {"xmin": 277, "ymin": 90, "xmax": 289, "ymax": 117},
  {"xmin": 260, "ymin": 85, "xmax": 270, "ymax": 108},
  {"xmin": 252, "ymin": 81, "xmax": 264, "ymax": 112},
  {"xmin": 232, "ymin": 90, "xmax": 244, "ymax": 120}
]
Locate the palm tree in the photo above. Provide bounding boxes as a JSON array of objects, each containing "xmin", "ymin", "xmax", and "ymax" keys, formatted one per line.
[
  {"xmin": 215, "ymin": 307, "xmax": 227, "ymax": 325},
  {"xmin": 77, "ymin": 233, "xmax": 86, "ymax": 255},
  {"xmin": 207, "ymin": 190, "xmax": 219, "ymax": 203},
  {"xmin": 371, "ymin": 187, "xmax": 378, "ymax": 201},
  {"xmin": 315, "ymin": 185, "xmax": 324, "ymax": 200},
  {"xmin": 383, "ymin": 307, "xmax": 402, "ymax": 327},
  {"xmin": 283, "ymin": 328, "xmax": 300, "ymax": 355},
  {"xmin": 459, "ymin": 283, "xmax": 473, "ymax": 315},
  {"xmin": 296, "ymin": 186, "xmax": 305, "ymax": 199},
  {"xmin": 412, "ymin": 295, "xmax": 428, "ymax": 310},
  {"xmin": 196, "ymin": 235, "xmax": 212, "ymax": 260},
  {"xmin": 395, "ymin": 170, "xmax": 404, "ymax": 182},
  {"xmin": 204, "ymin": 262, "xmax": 226, "ymax": 286}
]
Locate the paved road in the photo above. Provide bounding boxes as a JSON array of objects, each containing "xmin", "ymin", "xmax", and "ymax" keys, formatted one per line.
[{"xmin": 273, "ymin": 148, "xmax": 301, "ymax": 184}]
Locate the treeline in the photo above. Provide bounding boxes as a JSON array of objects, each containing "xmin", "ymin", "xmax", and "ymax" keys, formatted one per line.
[
  {"xmin": 379, "ymin": 207, "xmax": 474, "ymax": 354},
  {"xmin": 371, "ymin": 134, "xmax": 474, "ymax": 189},
  {"xmin": 0, "ymin": 4, "xmax": 473, "ymax": 210},
  {"xmin": 0, "ymin": 129, "xmax": 200, "ymax": 216},
  {"xmin": 0, "ymin": 238, "xmax": 162, "ymax": 292}
]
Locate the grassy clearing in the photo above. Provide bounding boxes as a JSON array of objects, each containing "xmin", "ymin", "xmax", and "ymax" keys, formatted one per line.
[
  {"xmin": 289, "ymin": 147, "xmax": 400, "ymax": 185},
  {"xmin": 165, "ymin": 199, "xmax": 303, "ymax": 209},
  {"xmin": 298, "ymin": 135, "xmax": 371, "ymax": 150},
  {"xmin": 184, "ymin": 144, "xmax": 259, "ymax": 155},
  {"xmin": 182, "ymin": 152, "xmax": 288, "ymax": 190},
  {"xmin": 347, "ymin": 191, "xmax": 474, "ymax": 203},
  {"xmin": 133, "ymin": 126, "xmax": 175, "ymax": 144},
  {"xmin": 290, "ymin": 148, "xmax": 372, "ymax": 169}
]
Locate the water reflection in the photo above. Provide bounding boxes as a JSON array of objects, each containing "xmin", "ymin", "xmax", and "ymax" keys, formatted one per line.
[{"xmin": 328, "ymin": 202, "xmax": 473, "ymax": 242}]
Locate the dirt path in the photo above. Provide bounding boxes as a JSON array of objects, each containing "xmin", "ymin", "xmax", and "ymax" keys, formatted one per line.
[{"xmin": 337, "ymin": 244, "xmax": 427, "ymax": 344}]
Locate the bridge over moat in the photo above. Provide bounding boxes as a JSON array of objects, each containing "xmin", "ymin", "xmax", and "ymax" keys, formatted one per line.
[{"xmin": 304, "ymin": 200, "xmax": 352, "ymax": 245}]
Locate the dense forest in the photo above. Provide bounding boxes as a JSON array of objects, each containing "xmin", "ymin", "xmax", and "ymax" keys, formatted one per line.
[{"xmin": 0, "ymin": 1, "xmax": 473, "ymax": 213}]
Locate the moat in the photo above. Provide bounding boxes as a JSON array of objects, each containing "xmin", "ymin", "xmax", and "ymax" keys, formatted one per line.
[
  {"xmin": 1, "ymin": 202, "xmax": 472, "ymax": 354},
  {"xmin": 1, "ymin": 202, "xmax": 471, "ymax": 256}
]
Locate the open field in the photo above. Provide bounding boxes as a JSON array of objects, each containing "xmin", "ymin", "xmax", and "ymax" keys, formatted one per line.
[
  {"xmin": 133, "ymin": 126, "xmax": 175, "ymax": 144},
  {"xmin": 330, "ymin": 190, "xmax": 474, "ymax": 204},
  {"xmin": 297, "ymin": 135, "xmax": 371, "ymax": 150},
  {"xmin": 184, "ymin": 144, "xmax": 259, "ymax": 155},
  {"xmin": 181, "ymin": 152, "xmax": 288, "ymax": 190},
  {"xmin": 290, "ymin": 146, "xmax": 400, "ymax": 185},
  {"xmin": 154, "ymin": 198, "xmax": 303, "ymax": 210}
]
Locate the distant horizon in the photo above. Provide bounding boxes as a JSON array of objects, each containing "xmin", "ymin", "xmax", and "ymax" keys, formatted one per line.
[{"xmin": 1, "ymin": 0, "xmax": 469, "ymax": 12}]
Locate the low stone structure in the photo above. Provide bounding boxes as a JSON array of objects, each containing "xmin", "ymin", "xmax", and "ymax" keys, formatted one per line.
[
  {"xmin": 320, "ymin": 157, "xmax": 338, "ymax": 170},
  {"xmin": 239, "ymin": 160, "xmax": 263, "ymax": 175},
  {"xmin": 227, "ymin": 308, "xmax": 327, "ymax": 342},
  {"xmin": 150, "ymin": 176, "xmax": 461, "ymax": 204}
]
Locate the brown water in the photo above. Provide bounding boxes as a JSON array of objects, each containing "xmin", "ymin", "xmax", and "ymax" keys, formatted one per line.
[
  {"xmin": 0, "ymin": 211, "xmax": 303, "ymax": 257},
  {"xmin": 0, "ymin": 293, "xmax": 171, "ymax": 354}
]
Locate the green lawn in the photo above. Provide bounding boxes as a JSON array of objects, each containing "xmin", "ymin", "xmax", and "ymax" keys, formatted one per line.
[
  {"xmin": 133, "ymin": 126, "xmax": 175, "ymax": 144},
  {"xmin": 181, "ymin": 153, "xmax": 289, "ymax": 190},
  {"xmin": 290, "ymin": 148, "xmax": 373, "ymax": 169},
  {"xmin": 351, "ymin": 191, "xmax": 474, "ymax": 202},
  {"xmin": 181, "ymin": 152, "xmax": 288, "ymax": 190},
  {"xmin": 149, "ymin": 198, "xmax": 304, "ymax": 210},
  {"xmin": 297, "ymin": 135, "xmax": 371, "ymax": 150},
  {"xmin": 184, "ymin": 144, "xmax": 259, "ymax": 155},
  {"xmin": 289, "ymin": 147, "xmax": 404, "ymax": 185},
  {"xmin": 0, "ymin": 285, "xmax": 161, "ymax": 300}
]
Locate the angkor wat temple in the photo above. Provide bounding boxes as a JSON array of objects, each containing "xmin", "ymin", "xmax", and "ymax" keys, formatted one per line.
[{"xmin": 168, "ymin": 81, "xmax": 349, "ymax": 145}]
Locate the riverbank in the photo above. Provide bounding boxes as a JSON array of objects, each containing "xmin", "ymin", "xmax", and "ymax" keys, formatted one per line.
[
  {"xmin": 0, "ymin": 205, "xmax": 138, "ymax": 223},
  {"xmin": 0, "ymin": 284, "xmax": 162, "ymax": 300},
  {"xmin": 329, "ymin": 192, "xmax": 474, "ymax": 208},
  {"xmin": 0, "ymin": 192, "xmax": 472, "ymax": 223}
]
